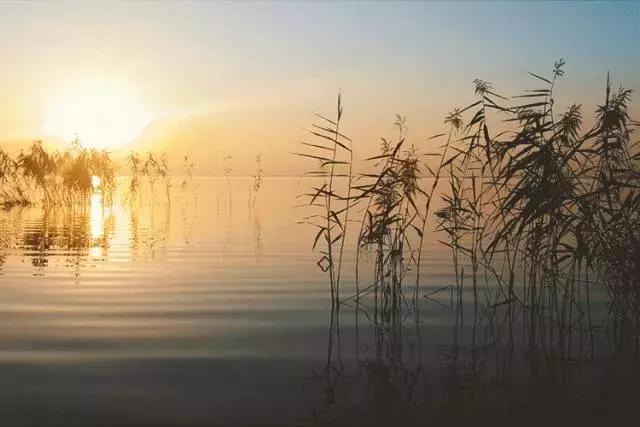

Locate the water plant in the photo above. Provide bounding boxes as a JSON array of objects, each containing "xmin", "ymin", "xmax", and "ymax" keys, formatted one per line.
[
  {"xmin": 181, "ymin": 154, "xmax": 197, "ymax": 200},
  {"xmin": 0, "ymin": 148, "xmax": 29, "ymax": 208},
  {"xmin": 250, "ymin": 153, "xmax": 264, "ymax": 208},
  {"xmin": 298, "ymin": 59, "xmax": 640, "ymax": 364},
  {"xmin": 352, "ymin": 116, "xmax": 426, "ymax": 324},
  {"xmin": 432, "ymin": 60, "xmax": 640, "ymax": 360},
  {"xmin": 0, "ymin": 140, "xmax": 119, "ymax": 207},
  {"xmin": 296, "ymin": 93, "xmax": 355, "ymax": 307},
  {"xmin": 222, "ymin": 154, "xmax": 233, "ymax": 212},
  {"xmin": 0, "ymin": 141, "xmax": 179, "ymax": 211}
]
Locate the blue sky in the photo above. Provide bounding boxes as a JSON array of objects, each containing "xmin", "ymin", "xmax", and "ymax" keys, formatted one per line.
[{"xmin": 0, "ymin": 1, "xmax": 638, "ymax": 174}]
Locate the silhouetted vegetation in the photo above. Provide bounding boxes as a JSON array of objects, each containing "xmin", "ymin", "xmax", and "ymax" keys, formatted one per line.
[
  {"xmin": 0, "ymin": 139, "xmax": 117, "ymax": 208},
  {"xmin": 296, "ymin": 94, "xmax": 355, "ymax": 308},
  {"xmin": 126, "ymin": 150, "xmax": 171, "ymax": 204},
  {"xmin": 250, "ymin": 153, "xmax": 264, "ymax": 208},
  {"xmin": 181, "ymin": 153, "xmax": 198, "ymax": 203},
  {"xmin": 299, "ymin": 60, "xmax": 640, "ymax": 424},
  {"xmin": 0, "ymin": 140, "xmax": 189, "ymax": 211}
]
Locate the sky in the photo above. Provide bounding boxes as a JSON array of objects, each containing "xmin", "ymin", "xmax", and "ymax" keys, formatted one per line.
[{"xmin": 0, "ymin": 1, "xmax": 638, "ymax": 175}]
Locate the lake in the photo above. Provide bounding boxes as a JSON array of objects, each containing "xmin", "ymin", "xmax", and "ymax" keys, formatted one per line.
[{"xmin": 0, "ymin": 177, "xmax": 635, "ymax": 426}]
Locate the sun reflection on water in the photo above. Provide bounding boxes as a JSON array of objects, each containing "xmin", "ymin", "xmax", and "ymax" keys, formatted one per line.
[
  {"xmin": 91, "ymin": 175, "xmax": 101, "ymax": 190},
  {"xmin": 90, "ymin": 193, "xmax": 104, "ymax": 258}
]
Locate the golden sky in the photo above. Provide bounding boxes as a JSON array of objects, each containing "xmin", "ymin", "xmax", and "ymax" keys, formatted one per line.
[{"xmin": 0, "ymin": 1, "xmax": 638, "ymax": 175}]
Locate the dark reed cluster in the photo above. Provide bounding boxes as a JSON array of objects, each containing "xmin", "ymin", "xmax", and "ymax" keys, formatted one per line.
[
  {"xmin": 296, "ymin": 94, "xmax": 355, "ymax": 308},
  {"xmin": 0, "ymin": 140, "xmax": 185, "ymax": 209},
  {"xmin": 0, "ymin": 139, "xmax": 117, "ymax": 208},
  {"xmin": 353, "ymin": 115, "xmax": 424, "ymax": 324},
  {"xmin": 298, "ymin": 59, "xmax": 640, "ymax": 358},
  {"xmin": 440, "ymin": 60, "xmax": 640, "ymax": 359},
  {"xmin": 181, "ymin": 154, "xmax": 197, "ymax": 195},
  {"xmin": 250, "ymin": 153, "xmax": 264, "ymax": 208},
  {"xmin": 126, "ymin": 151, "xmax": 172, "ymax": 203}
]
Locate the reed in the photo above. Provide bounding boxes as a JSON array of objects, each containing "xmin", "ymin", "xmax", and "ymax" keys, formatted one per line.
[
  {"xmin": 298, "ymin": 59, "xmax": 640, "ymax": 360},
  {"xmin": 437, "ymin": 59, "xmax": 640, "ymax": 358},
  {"xmin": 296, "ymin": 93, "xmax": 355, "ymax": 308},
  {"xmin": 0, "ymin": 140, "xmax": 118, "ymax": 207},
  {"xmin": 181, "ymin": 154, "xmax": 196, "ymax": 191},
  {"xmin": 353, "ymin": 116, "xmax": 426, "ymax": 324},
  {"xmin": 222, "ymin": 154, "xmax": 233, "ymax": 212},
  {"xmin": 127, "ymin": 151, "xmax": 143, "ymax": 199},
  {"xmin": 250, "ymin": 153, "xmax": 264, "ymax": 208},
  {"xmin": 0, "ymin": 147, "xmax": 29, "ymax": 208},
  {"xmin": 125, "ymin": 150, "xmax": 173, "ymax": 204},
  {"xmin": 0, "ymin": 140, "xmax": 181, "ymax": 211}
]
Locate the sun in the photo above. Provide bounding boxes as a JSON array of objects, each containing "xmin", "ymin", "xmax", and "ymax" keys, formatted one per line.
[{"xmin": 43, "ymin": 80, "xmax": 152, "ymax": 150}]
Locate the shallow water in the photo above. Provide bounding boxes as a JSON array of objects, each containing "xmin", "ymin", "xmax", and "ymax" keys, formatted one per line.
[{"xmin": 0, "ymin": 178, "xmax": 634, "ymax": 426}]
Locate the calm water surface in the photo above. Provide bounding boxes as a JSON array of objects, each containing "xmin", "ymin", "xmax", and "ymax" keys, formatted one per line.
[{"xmin": 0, "ymin": 178, "xmax": 634, "ymax": 426}]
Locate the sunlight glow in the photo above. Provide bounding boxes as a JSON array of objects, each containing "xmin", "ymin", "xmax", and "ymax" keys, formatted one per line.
[
  {"xmin": 91, "ymin": 175, "xmax": 102, "ymax": 190},
  {"xmin": 43, "ymin": 80, "xmax": 152, "ymax": 150}
]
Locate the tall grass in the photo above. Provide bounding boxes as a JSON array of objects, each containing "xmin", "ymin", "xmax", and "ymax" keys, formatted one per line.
[
  {"xmin": 352, "ymin": 116, "xmax": 425, "ymax": 324},
  {"xmin": 298, "ymin": 60, "xmax": 640, "ymax": 358},
  {"xmin": 250, "ymin": 153, "xmax": 264, "ymax": 208},
  {"xmin": 302, "ymin": 64, "xmax": 640, "ymax": 423},
  {"xmin": 0, "ymin": 140, "xmax": 180, "ymax": 210},
  {"xmin": 0, "ymin": 140, "xmax": 117, "ymax": 207},
  {"xmin": 181, "ymin": 154, "xmax": 198, "ymax": 205},
  {"xmin": 296, "ymin": 94, "xmax": 355, "ymax": 308},
  {"xmin": 439, "ymin": 61, "xmax": 640, "ymax": 360},
  {"xmin": 125, "ymin": 151, "xmax": 173, "ymax": 205}
]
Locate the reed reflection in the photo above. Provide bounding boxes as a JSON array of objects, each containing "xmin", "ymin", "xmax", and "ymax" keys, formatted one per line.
[
  {"xmin": 89, "ymin": 192, "xmax": 105, "ymax": 258},
  {"xmin": 0, "ymin": 174, "xmax": 180, "ymax": 275},
  {"xmin": 90, "ymin": 193, "xmax": 103, "ymax": 239},
  {"xmin": 304, "ymin": 284, "xmax": 640, "ymax": 426}
]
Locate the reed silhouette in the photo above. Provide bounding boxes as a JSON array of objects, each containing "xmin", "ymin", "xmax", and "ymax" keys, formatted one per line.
[
  {"xmin": 296, "ymin": 94, "xmax": 355, "ymax": 309},
  {"xmin": 0, "ymin": 140, "xmax": 117, "ymax": 207},
  {"xmin": 0, "ymin": 140, "xmax": 183, "ymax": 209},
  {"xmin": 299, "ymin": 60, "xmax": 640, "ymax": 425},
  {"xmin": 250, "ymin": 153, "xmax": 264, "ymax": 209}
]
